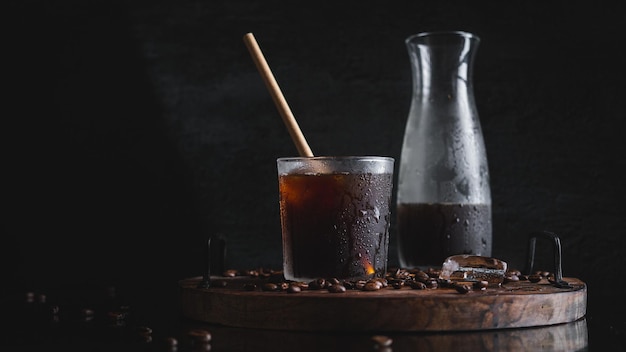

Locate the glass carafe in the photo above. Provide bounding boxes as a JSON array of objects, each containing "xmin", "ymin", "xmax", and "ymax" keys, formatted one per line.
[{"xmin": 397, "ymin": 31, "xmax": 492, "ymax": 268}]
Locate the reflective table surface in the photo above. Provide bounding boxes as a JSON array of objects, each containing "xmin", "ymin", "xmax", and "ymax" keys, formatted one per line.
[{"xmin": 2, "ymin": 280, "xmax": 623, "ymax": 352}]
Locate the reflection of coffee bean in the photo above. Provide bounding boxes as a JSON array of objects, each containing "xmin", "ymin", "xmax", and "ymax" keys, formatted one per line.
[
  {"xmin": 107, "ymin": 311, "xmax": 126, "ymax": 321},
  {"xmin": 37, "ymin": 294, "xmax": 47, "ymax": 303},
  {"xmin": 213, "ymin": 279, "xmax": 228, "ymax": 287},
  {"xmin": 372, "ymin": 335, "xmax": 393, "ymax": 348},
  {"xmin": 164, "ymin": 337, "xmax": 178, "ymax": 346},
  {"xmin": 137, "ymin": 326, "xmax": 152, "ymax": 335}
]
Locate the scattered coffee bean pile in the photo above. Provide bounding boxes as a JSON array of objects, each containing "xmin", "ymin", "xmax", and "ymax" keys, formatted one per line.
[{"xmin": 214, "ymin": 267, "xmax": 557, "ymax": 295}]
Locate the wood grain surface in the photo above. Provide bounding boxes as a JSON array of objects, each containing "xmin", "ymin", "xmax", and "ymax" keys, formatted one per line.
[{"xmin": 179, "ymin": 276, "xmax": 587, "ymax": 332}]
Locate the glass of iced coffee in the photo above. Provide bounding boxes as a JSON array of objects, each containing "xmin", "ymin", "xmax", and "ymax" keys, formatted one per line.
[{"xmin": 277, "ymin": 156, "xmax": 394, "ymax": 282}]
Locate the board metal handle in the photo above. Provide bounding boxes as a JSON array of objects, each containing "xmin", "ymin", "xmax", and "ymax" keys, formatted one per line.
[{"xmin": 524, "ymin": 230, "xmax": 573, "ymax": 289}]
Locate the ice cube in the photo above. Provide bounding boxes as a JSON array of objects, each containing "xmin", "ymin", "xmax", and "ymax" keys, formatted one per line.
[{"xmin": 439, "ymin": 255, "xmax": 508, "ymax": 286}]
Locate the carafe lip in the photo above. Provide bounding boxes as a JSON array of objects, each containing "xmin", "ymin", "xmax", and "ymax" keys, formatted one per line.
[{"xmin": 406, "ymin": 30, "xmax": 480, "ymax": 44}]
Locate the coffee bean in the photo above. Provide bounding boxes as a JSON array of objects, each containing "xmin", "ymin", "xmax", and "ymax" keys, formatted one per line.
[
  {"xmin": 414, "ymin": 271, "xmax": 430, "ymax": 283},
  {"xmin": 355, "ymin": 280, "xmax": 367, "ymax": 290},
  {"xmin": 308, "ymin": 278, "xmax": 326, "ymax": 290},
  {"xmin": 426, "ymin": 267, "xmax": 441, "ymax": 278},
  {"xmin": 507, "ymin": 269, "xmax": 522, "ymax": 277},
  {"xmin": 343, "ymin": 281, "xmax": 356, "ymax": 290},
  {"xmin": 393, "ymin": 268, "xmax": 411, "ymax": 280},
  {"xmin": 328, "ymin": 284, "xmax": 346, "ymax": 293},
  {"xmin": 392, "ymin": 281, "xmax": 404, "ymax": 289},
  {"xmin": 455, "ymin": 284, "xmax": 472, "ymax": 294},
  {"xmin": 473, "ymin": 280, "xmax": 489, "ymax": 290},
  {"xmin": 188, "ymin": 328, "xmax": 212, "ymax": 343},
  {"xmin": 504, "ymin": 275, "xmax": 519, "ymax": 283},
  {"xmin": 528, "ymin": 274, "xmax": 542, "ymax": 283},
  {"xmin": 287, "ymin": 284, "xmax": 301, "ymax": 293},
  {"xmin": 328, "ymin": 278, "xmax": 341, "ymax": 285},
  {"xmin": 223, "ymin": 269, "xmax": 238, "ymax": 277},
  {"xmin": 221, "ymin": 265, "xmax": 560, "ymax": 298},
  {"xmin": 437, "ymin": 278, "xmax": 454, "ymax": 288},
  {"xmin": 425, "ymin": 279, "xmax": 438, "ymax": 289},
  {"xmin": 262, "ymin": 283, "xmax": 278, "ymax": 291},
  {"xmin": 363, "ymin": 282, "xmax": 381, "ymax": 291},
  {"xmin": 247, "ymin": 269, "xmax": 260, "ymax": 277},
  {"xmin": 293, "ymin": 282, "xmax": 309, "ymax": 290},
  {"xmin": 408, "ymin": 281, "xmax": 426, "ymax": 290},
  {"xmin": 371, "ymin": 279, "xmax": 384, "ymax": 287}
]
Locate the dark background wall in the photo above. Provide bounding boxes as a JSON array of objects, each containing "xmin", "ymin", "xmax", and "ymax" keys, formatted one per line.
[{"xmin": 4, "ymin": 0, "xmax": 625, "ymax": 332}]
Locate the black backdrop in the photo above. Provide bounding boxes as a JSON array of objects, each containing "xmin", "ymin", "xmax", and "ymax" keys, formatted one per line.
[{"xmin": 4, "ymin": 0, "xmax": 625, "ymax": 340}]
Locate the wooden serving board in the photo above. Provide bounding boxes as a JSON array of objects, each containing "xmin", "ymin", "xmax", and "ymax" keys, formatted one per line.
[{"xmin": 179, "ymin": 276, "xmax": 586, "ymax": 332}]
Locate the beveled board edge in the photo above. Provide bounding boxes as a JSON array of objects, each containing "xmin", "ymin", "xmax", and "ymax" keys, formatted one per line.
[{"xmin": 179, "ymin": 276, "xmax": 587, "ymax": 332}]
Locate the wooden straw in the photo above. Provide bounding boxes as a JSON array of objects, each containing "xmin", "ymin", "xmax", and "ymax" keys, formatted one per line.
[{"xmin": 243, "ymin": 32, "xmax": 314, "ymax": 158}]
